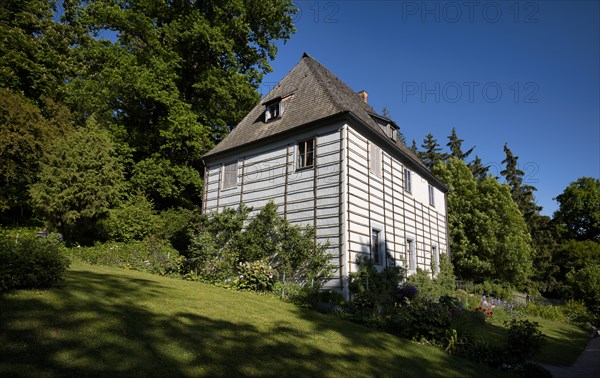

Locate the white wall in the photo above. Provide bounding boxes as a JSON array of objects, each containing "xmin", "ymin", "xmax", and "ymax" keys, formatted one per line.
[
  {"xmin": 204, "ymin": 122, "xmax": 345, "ymax": 290},
  {"xmin": 345, "ymin": 125, "xmax": 448, "ymax": 278}
]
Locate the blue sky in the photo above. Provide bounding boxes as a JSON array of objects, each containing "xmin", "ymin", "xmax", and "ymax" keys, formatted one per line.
[{"xmin": 262, "ymin": 0, "xmax": 600, "ymax": 216}]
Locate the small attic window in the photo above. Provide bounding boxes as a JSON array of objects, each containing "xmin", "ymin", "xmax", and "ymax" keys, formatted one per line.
[
  {"xmin": 264, "ymin": 94, "xmax": 292, "ymax": 122},
  {"xmin": 265, "ymin": 102, "xmax": 280, "ymax": 122}
]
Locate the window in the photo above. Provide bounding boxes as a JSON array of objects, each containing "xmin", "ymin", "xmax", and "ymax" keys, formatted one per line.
[
  {"xmin": 428, "ymin": 184, "xmax": 435, "ymax": 207},
  {"xmin": 369, "ymin": 143, "xmax": 382, "ymax": 176},
  {"xmin": 404, "ymin": 168, "xmax": 412, "ymax": 193},
  {"xmin": 407, "ymin": 237, "xmax": 416, "ymax": 272},
  {"xmin": 297, "ymin": 139, "xmax": 315, "ymax": 169},
  {"xmin": 371, "ymin": 229, "xmax": 381, "ymax": 265},
  {"xmin": 265, "ymin": 102, "xmax": 280, "ymax": 121},
  {"xmin": 264, "ymin": 96, "xmax": 291, "ymax": 122},
  {"xmin": 222, "ymin": 161, "xmax": 237, "ymax": 189},
  {"xmin": 432, "ymin": 245, "xmax": 440, "ymax": 274}
]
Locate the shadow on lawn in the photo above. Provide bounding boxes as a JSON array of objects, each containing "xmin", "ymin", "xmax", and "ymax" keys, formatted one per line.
[{"xmin": 0, "ymin": 268, "xmax": 506, "ymax": 377}]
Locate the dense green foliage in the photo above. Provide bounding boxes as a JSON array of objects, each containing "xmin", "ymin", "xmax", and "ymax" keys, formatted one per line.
[
  {"xmin": 69, "ymin": 236, "xmax": 181, "ymax": 276},
  {"xmin": 554, "ymin": 177, "xmax": 600, "ymax": 242},
  {"xmin": 0, "ymin": 89, "xmax": 68, "ymax": 213},
  {"xmin": 188, "ymin": 201, "xmax": 335, "ymax": 289},
  {"xmin": 99, "ymin": 192, "xmax": 162, "ymax": 242},
  {"xmin": 0, "ymin": 0, "xmax": 73, "ymax": 100},
  {"xmin": 29, "ymin": 118, "xmax": 124, "ymax": 237},
  {"xmin": 1, "ymin": 0, "xmax": 297, "ymax": 238},
  {"xmin": 62, "ymin": 0, "xmax": 297, "ymax": 209},
  {"xmin": 432, "ymin": 158, "xmax": 532, "ymax": 288},
  {"xmin": 0, "ymin": 234, "xmax": 70, "ymax": 292}
]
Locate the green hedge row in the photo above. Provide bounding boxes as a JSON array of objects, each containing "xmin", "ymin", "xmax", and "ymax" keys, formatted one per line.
[{"xmin": 69, "ymin": 236, "xmax": 181, "ymax": 276}]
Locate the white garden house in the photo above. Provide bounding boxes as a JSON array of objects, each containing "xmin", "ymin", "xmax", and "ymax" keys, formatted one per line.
[{"xmin": 202, "ymin": 53, "xmax": 449, "ymax": 297}]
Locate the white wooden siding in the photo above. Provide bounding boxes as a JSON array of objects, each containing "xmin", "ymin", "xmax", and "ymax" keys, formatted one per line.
[
  {"xmin": 204, "ymin": 123, "xmax": 345, "ymax": 290},
  {"xmin": 345, "ymin": 125, "xmax": 448, "ymax": 278},
  {"xmin": 204, "ymin": 120, "xmax": 449, "ymax": 295}
]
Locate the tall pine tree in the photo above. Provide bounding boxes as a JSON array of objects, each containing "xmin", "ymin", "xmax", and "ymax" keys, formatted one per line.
[
  {"xmin": 469, "ymin": 155, "xmax": 490, "ymax": 181},
  {"xmin": 420, "ymin": 133, "xmax": 446, "ymax": 169},
  {"xmin": 446, "ymin": 127, "xmax": 475, "ymax": 161},
  {"xmin": 500, "ymin": 144, "xmax": 541, "ymax": 221}
]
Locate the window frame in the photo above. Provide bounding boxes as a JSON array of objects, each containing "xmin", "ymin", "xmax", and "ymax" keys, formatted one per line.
[
  {"xmin": 369, "ymin": 142, "xmax": 382, "ymax": 177},
  {"xmin": 265, "ymin": 102, "xmax": 280, "ymax": 122},
  {"xmin": 404, "ymin": 168, "xmax": 412, "ymax": 193},
  {"xmin": 407, "ymin": 236, "xmax": 416, "ymax": 272},
  {"xmin": 296, "ymin": 138, "xmax": 315, "ymax": 170},
  {"xmin": 221, "ymin": 161, "xmax": 238, "ymax": 190},
  {"xmin": 432, "ymin": 244, "xmax": 440, "ymax": 275},
  {"xmin": 371, "ymin": 228, "xmax": 382, "ymax": 266},
  {"xmin": 428, "ymin": 184, "xmax": 435, "ymax": 207}
]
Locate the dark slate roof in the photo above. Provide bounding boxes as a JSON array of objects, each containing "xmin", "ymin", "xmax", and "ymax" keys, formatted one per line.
[{"xmin": 204, "ymin": 53, "xmax": 446, "ymax": 191}]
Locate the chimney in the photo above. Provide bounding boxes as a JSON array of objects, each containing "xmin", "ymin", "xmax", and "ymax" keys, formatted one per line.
[{"xmin": 358, "ymin": 90, "xmax": 368, "ymax": 104}]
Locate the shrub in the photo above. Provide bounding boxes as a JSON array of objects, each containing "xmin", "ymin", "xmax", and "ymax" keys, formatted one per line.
[
  {"xmin": 0, "ymin": 234, "xmax": 70, "ymax": 292},
  {"xmin": 567, "ymin": 263, "xmax": 600, "ymax": 315},
  {"xmin": 406, "ymin": 268, "xmax": 437, "ymax": 298},
  {"xmin": 476, "ymin": 280, "xmax": 513, "ymax": 300},
  {"xmin": 349, "ymin": 257, "xmax": 403, "ymax": 312},
  {"xmin": 235, "ymin": 259, "xmax": 277, "ymax": 292},
  {"xmin": 525, "ymin": 303, "xmax": 566, "ymax": 322},
  {"xmin": 505, "ymin": 319, "xmax": 544, "ymax": 363},
  {"xmin": 99, "ymin": 192, "xmax": 162, "ymax": 242},
  {"xmin": 71, "ymin": 236, "xmax": 180, "ymax": 275},
  {"xmin": 188, "ymin": 201, "xmax": 335, "ymax": 291},
  {"xmin": 406, "ymin": 253, "xmax": 455, "ymax": 299},
  {"xmin": 562, "ymin": 300, "xmax": 592, "ymax": 323},
  {"xmin": 389, "ymin": 297, "xmax": 454, "ymax": 343},
  {"xmin": 157, "ymin": 207, "xmax": 199, "ymax": 254}
]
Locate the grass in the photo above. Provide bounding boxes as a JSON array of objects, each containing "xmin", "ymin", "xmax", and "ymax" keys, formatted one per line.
[
  {"xmin": 454, "ymin": 299, "xmax": 590, "ymax": 366},
  {"xmin": 0, "ymin": 262, "xmax": 514, "ymax": 378},
  {"xmin": 530, "ymin": 316, "xmax": 590, "ymax": 365}
]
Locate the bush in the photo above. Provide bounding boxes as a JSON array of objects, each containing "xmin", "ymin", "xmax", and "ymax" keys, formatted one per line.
[
  {"xmin": 235, "ymin": 259, "xmax": 277, "ymax": 292},
  {"xmin": 525, "ymin": 303, "xmax": 566, "ymax": 322},
  {"xmin": 505, "ymin": 318, "xmax": 544, "ymax": 363},
  {"xmin": 476, "ymin": 280, "xmax": 513, "ymax": 300},
  {"xmin": 0, "ymin": 234, "xmax": 70, "ymax": 292},
  {"xmin": 157, "ymin": 207, "xmax": 199, "ymax": 254},
  {"xmin": 71, "ymin": 236, "xmax": 180, "ymax": 275},
  {"xmin": 562, "ymin": 300, "xmax": 592, "ymax": 323},
  {"xmin": 99, "ymin": 192, "xmax": 162, "ymax": 242},
  {"xmin": 406, "ymin": 253, "xmax": 455, "ymax": 299},
  {"xmin": 188, "ymin": 201, "xmax": 335, "ymax": 291},
  {"xmin": 389, "ymin": 296, "xmax": 455, "ymax": 343},
  {"xmin": 349, "ymin": 257, "xmax": 403, "ymax": 313},
  {"xmin": 567, "ymin": 263, "xmax": 600, "ymax": 315}
]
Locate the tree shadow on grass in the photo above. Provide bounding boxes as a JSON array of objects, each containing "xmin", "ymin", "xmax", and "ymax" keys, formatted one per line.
[{"xmin": 0, "ymin": 267, "xmax": 509, "ymax": 377}]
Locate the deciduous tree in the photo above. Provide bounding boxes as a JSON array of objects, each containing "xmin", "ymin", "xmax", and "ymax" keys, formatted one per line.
[{"xmin": 553, "ymin": 177, "xmax": 600, "ymax": 242}]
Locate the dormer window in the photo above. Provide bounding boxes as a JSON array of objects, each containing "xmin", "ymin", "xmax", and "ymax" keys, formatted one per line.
[
  {"xmin": 265, "ymin": 102, "xmax": 280, "ymax": 121},
  {"xmin": 264, "ymin": 94, "xmax": 292, "ymax": 122}
]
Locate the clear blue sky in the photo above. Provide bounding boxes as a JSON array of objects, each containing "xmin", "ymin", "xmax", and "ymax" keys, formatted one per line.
[{"xmin": 262, "ymin": 0, "xmax": 600, "ymax": 216}]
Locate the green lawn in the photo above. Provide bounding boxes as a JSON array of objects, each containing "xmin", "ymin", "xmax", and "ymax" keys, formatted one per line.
[
  {"xmin": 531, "ymin": 317, "xmax": 590, "ymax": 365},
  {"xmin": 0, "ymin": 262, "xmax": 512, "ymax": 378},
  {"xmin": 458, "ymin": 300, "xmax": 590, "ymax": 366}
]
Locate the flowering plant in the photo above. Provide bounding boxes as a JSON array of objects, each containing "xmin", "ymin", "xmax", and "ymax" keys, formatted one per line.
[{"xmin": 473, "ymin": 295, "xmax": 517, "ymax": 319}]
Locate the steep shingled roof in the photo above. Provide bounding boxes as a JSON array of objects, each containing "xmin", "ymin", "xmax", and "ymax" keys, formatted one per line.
[{"xmin": 203, "ymin": 53, "xmax": 445, "ymax": 190}]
